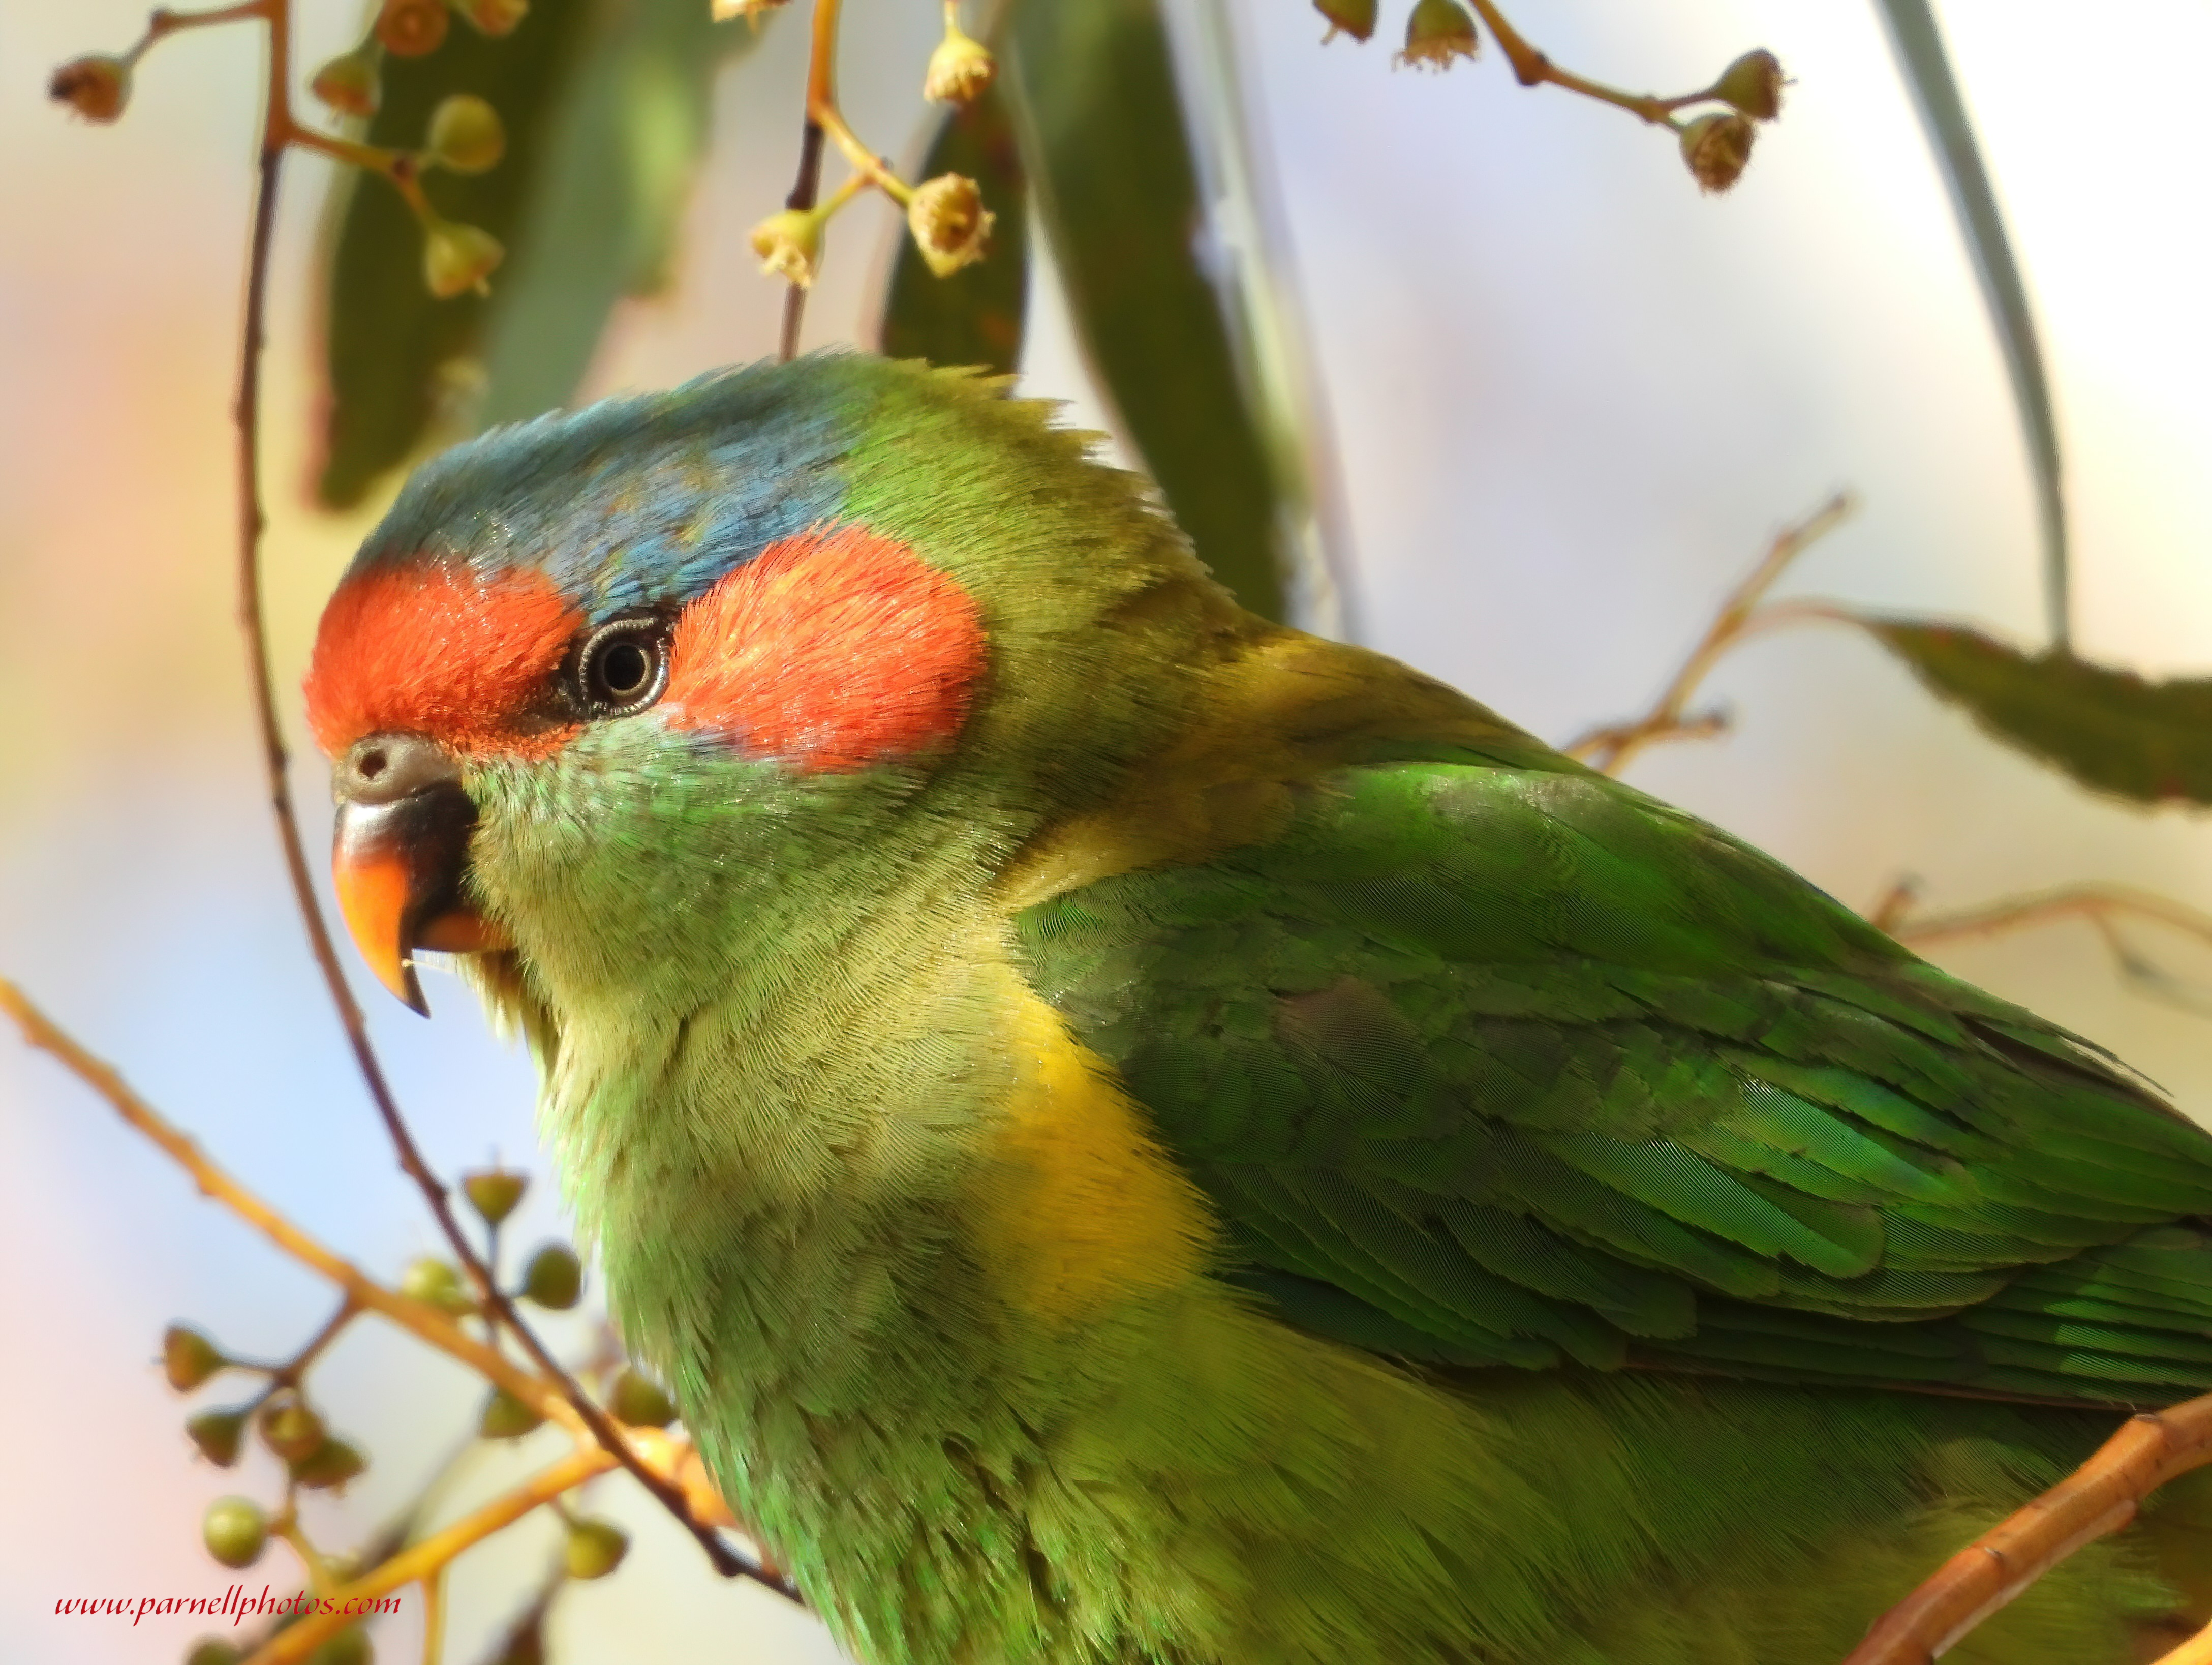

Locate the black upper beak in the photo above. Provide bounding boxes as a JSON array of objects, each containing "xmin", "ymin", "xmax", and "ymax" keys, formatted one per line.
[{"xmin": 330, "ymin": 733, "xmax": 506, "ymax": 1016}]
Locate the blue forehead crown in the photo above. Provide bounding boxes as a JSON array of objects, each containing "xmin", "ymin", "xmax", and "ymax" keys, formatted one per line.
[{"xmin": 351, "ymin": 358, "xmax": 860, "ymax": 620}]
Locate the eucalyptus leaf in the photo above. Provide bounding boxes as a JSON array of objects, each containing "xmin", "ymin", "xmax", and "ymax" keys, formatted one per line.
[
  {"xmin": 478, "ymin": 3, "xmax": 764, "ymax": 428},
  {"xmin": 1003, "ymin": 0, "xmax": 1287, "ymax": 621},
  {"xmin": 1872, "ymin": 0, "xmax": 2069, "ymax": 646},
  {"xmin": 316, "ymin": 0, "xmax": 593, "ymax": 508},
  {"xmin": 878, "ymin": 81, "xmax": 1028, "ymax": 376},
  {"xmin": 1868, "ymin": 620, "xmax": 2212, "ymax": 806},
  {"xmin": 316, "ymin": 0, "xmax": 757, "ymax": 509}
]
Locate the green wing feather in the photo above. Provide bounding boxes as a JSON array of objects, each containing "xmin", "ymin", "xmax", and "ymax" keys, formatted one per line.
[{"xmin": 1015, "ymin": 753, "xmax": 2212, "ymax": 1406}]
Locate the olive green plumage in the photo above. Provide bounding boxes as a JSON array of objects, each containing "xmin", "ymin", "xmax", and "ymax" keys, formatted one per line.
[{"xmin": 336, "ymin": 355, "xmax": 2212, "ymax": 1663}]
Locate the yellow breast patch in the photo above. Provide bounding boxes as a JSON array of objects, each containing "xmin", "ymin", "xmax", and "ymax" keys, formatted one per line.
[{"xmin": 971, "ymin": 978, "xmax": 1216, "ymax": 1322}]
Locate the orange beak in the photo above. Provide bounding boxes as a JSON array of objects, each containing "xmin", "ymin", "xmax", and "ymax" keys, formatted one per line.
[{"xmin": 330, "ymin": 733, "xmax": 511, "ymax": 1015}]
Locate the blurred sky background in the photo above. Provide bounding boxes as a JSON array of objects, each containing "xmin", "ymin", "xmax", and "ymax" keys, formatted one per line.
[{"xmin": 5, "ymin": 1, "xmax": 2211, "ymax": 1660}]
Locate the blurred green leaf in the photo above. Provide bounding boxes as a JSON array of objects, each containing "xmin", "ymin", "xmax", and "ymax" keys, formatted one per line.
[
  {"xmin": 478, "ymin": 3, "xmax": 764, "ymax": 427},
  {"xmin": 1873, "ymin": 0, "xmax": 2069, "ymax": 646},
  {"xmin": 317, "ymin": 1, "xmax": 758, "ymax": 509},
  {"xmin": 1868, "ymin": 620, "xmax": 2212, "ymax": 806},
  {"xmin": 316, "ymin": 0, "xmax": 592, "ymax": 508},
  {"xmin": 878, "ymin": 82, "xmax": 1028, "ymax": 375},
  {"xmin": 1004, "ymin": 0, "xmax": 1287, "ymax": 621}
]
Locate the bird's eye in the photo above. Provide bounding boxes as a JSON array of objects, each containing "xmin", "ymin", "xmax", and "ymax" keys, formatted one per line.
[{"xmin": 573, "ymin": 615, "xmax": 670, "ymax": 718}]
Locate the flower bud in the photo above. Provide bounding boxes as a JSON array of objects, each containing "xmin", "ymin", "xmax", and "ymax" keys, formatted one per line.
[
  {"xmin": 257, "ymin": 1394, "xmax": 328, "ymax": 1462},
  {"xmin": 311, "ymin": 49, "xmax": 381, "ymax": 119},
  {"xmin": 749, "ymin": 208, "xmax": 823, "ymax": 288},
  {"xmin": 201, "ymin": 1497, "xmax": 267, "ymax": 1570},
  {"xmin": 1312, "ymin": 0, "xmax": 1376, "ymax": 43},
  {"xmin": 520, "ymin": 1243, "xmax": 582, "ymax": 1309},
  {"xmin": 377, "ymin": 0, "xmax": 449, "ymax": 58},
  {"xmin": 1397, "ymin": 0, "xmax": 1477, "ymax": 70},
  {"xmin": 188, "ymin": 1640, "xmax": 244, "ymax": 1665},
  {"xmin": 906, "ymin": 174, "xmax": 994, "ymax": 279},
  {"xmin": 1714, "ymin": 49, "xmax": 1784, "ymax": 121},
  {"xmin": 1679, "ymin": 110, "xmax": 1756, "ymax": 193},
  {"xmin": 564, "ymin": 1518, "xmax": 630, "ymax": 1580},
  {"xmin": 50, "ymin": 56, "xmax": 131, "ymax": 123},
  {"xmin": 463, "ymin": 1166, "xmax": 528, "ymax": 1227},
  {"xmin": 400, "ymin": 1256, "xmax": 477, "ymax": 1313},
  {"xmin": 456, "ymin": 0, "xmax": 531, "ymax": 36},
  {"xmin": 479, "ymin": 1386, "xmax": 545, "ymax": 1440},
  {"xmin": 426, "ymin": 94, "xmax": 505, "ymax": 174},
  {"xmin": 423, "ymin": 216, "xmax": 504, "ymax": 294},
  {"xmin": 924, "ymin": 26, "xmax": 995, "ymax": 105},
  {"xmin": 609, "ymin": 1367, "xmax": 678, "ymax": 1428},
  {"xmin": 163, "ymin": 1324, "xmax": 226, "ymax": 1392},
  {"xmin": 187, "ymin": 1407, "xmax": 248, "ymax": 1468},
  {"xmin": 290, "ymin": 1436, "xmax": 368, "ymax": 1492}
]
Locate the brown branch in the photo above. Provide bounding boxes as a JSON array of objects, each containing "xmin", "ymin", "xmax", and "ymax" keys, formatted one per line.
[
  {"xmin": 2159, "ymin": 1618, "xmax": 2212, "ymax": 1665},
  {"xmin": 245, "ymin": 1447, "xmax": 619, "ymax": 1665},
  {"xmin": 1458, "ymin": 0, "xmax": 1721, "ymax": 126},
  {"xmin": 200, "ymin": 1, "xmax": 784, "ymax": 1586},
  {"xmin": 0, "ymin": 977, "xmax": 797, "ymax": 1594},
  {"xmin": 776, "ymin": 0, "xmax": 844, "ymax": 360},
  {"xmin": 1887, "ymin": 883, "xmax": 2212, "ymax": 954},
  {"xmin": 1841, "ymin": 1396, "xmax": 2212, "ymax": 1664},
  {"xmin": 1885, "ymin": 882, "xmax": 2212, "ymax": 1014},
  {"xmin": 1563, "ymin": 494, "xmax": 1857, "ymax": 775}
]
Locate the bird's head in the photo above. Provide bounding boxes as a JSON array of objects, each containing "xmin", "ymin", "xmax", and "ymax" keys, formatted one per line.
[{"xmin": 303, "ymin": 355, "xmax": 1240, "ymax": 1022}]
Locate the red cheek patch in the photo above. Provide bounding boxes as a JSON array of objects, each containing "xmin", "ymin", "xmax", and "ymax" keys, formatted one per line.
[
  {"xmin": 305, "ymin": 565, "xmax": 582, "ymax": 758},
  {"xmin": 665, "ymin": 526, "xmax": 985, "ymax": 771}
]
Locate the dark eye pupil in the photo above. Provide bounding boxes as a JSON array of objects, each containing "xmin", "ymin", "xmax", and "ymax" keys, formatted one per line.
[
  {"xmin": 574, "ymin": 618, "xmax": 667, "ymax": 716},
  {"xmin": 598, "ymin": 641, "xmax": 649, "ymax": 696}
]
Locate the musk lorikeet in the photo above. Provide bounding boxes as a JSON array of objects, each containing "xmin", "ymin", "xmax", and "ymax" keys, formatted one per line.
[{"xmin": 304, "ymin": 355, "xmax": 2212, "ymax": 1664}]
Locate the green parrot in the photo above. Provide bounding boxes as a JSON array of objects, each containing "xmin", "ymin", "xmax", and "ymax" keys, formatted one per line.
[{"xmin": 304, "ymin": 355, "xmax": 2212, "ymax": 1665}]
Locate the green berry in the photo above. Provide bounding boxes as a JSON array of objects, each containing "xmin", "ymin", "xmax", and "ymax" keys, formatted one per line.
[
  {"xmin": 309, "ymin": 49, "xmax": 381, "ymax": 118},
  {"xmin": 1312, "ymin": 0, "xmax": 1376, "ymax": 42},
  {"xmin": 400, "ymin": 1257, "xmax": 476, "ymax": 1315},
  {"xmin": 201, "ymin": 1497, "xmax": 267, "ymax": 1569},
  {"xmin": 257, "ymin": 1395, "xmax": 327, "ymax": 1462},
  {"xmin": 163, "ymin": 1323, "xmax": 226, "ymax": 1392},
  {"xmin": 462, "ymin": 1167, "xmax": 528, "ymax": 1226},
  {"xmin": 421, "ymin": 220, "xmax": 504, "ymax": 299},
  {"xmin": 519, "ymin": 1244, "xmax": 581, "ymax": 1310},
  {"xmin": 609, "ymin": 1367, "xmax": 677, "ymax": 1429},
  {"xmin": 1398, "ymin": 0, "xmax": 1477, "ymax": 70},
  {"xmin": 289, "ymin": 1436, "xmax": 368, "ymax": 1492},
  {"xmin": 49, "ymin": 56, "xmax": 131, "ymax": 123},
  {"xmin": 187, "ymin": 1407, "xmax": 248, "ymax": 1468},
  {"xmin": 426, "ymin": 94, "xmax": 505, "ymax": 175},
  {"xmin": 186, "ymin": 1641, "xmax": 244, "ymax": 1665},
  {"xmin": 564, "ymin": 1517, "xmax": 630, "ymax": 1580},
  {"xmin": 1680, "ymin": 110, "xmax": 1757, "ymax": 193},
  {"xmin": 479, "ymin": 1387, "xmax": 545, "ymax": 1440},
  {"xmin": 1714, "ymin": 48, "xmax": 1784, "ymax": 122}
]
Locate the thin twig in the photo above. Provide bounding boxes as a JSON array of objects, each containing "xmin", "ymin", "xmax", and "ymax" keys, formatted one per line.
[
  {"xmin": 777, "ymin": 0, "xmax": 843, "ymax": 360},
  {"xmin": 213, "ymin": 1, "xmax": 773, "ymax": 1583},
  {"xmin": 2, "ymin": 978, "xmax": 566, "ymax": 1417},
  {"xmin": 1564, "ymin": 494, "xmax": 1856, "ymax": 774},
  {"xmin": 1886, "ymin": 882, "xmax": 2212, "ymax": 1014},
  {"xmin": 1459, "ymin": 0, "xmax": 1721, "ymax": 127},
  {"xmin": 2158, "ymin": 1617, "xmax": 2212, "ymax": 1665},
  {"xmin": 1840, "ymin": 1395, "xmax": 2212, "ymax": 1664},
  {"xmin": 245, "ymin": 1447, "xmax": 619, "ymax": 1665}
]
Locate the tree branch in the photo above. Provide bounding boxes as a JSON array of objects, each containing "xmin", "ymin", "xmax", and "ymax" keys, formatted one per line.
[
  {"xmin": 1563, "ymin": 494, "xmax": 1856, "ymax": 775},
  {"xmin": 1840, "ymin": 1395, "xmax": 2212, "ymax": 1664},
  {"xmin": 245, "ymin": 1447, "xmax": 618, "ymax": 1665}
]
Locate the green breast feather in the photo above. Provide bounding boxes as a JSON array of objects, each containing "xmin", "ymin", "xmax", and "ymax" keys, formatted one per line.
[{"xmin": 1015, "ymin": 752, "xmax": 2212, "ymax": 1406}]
